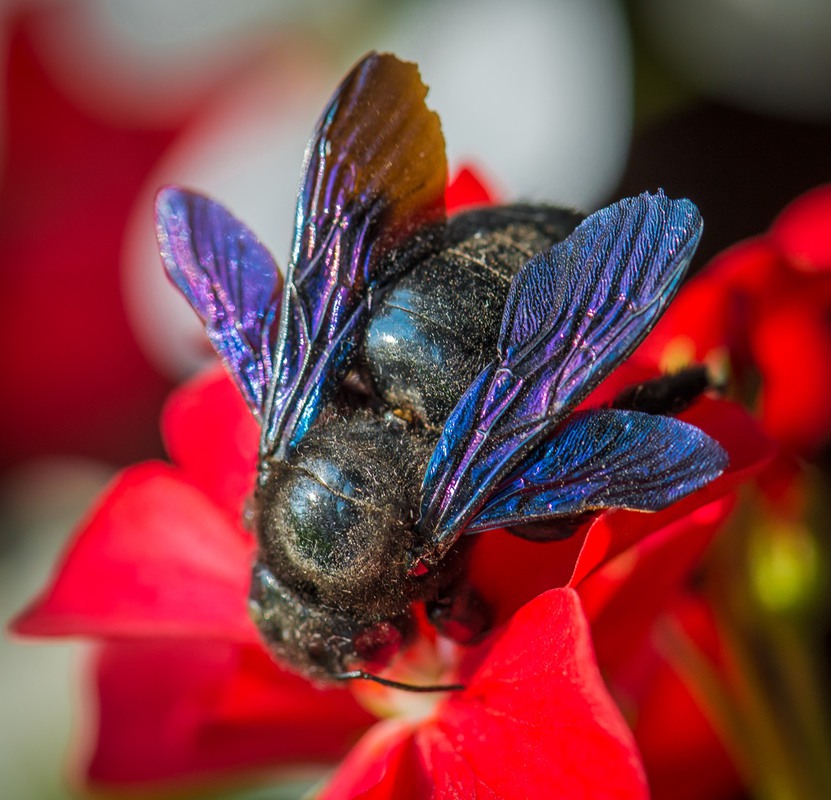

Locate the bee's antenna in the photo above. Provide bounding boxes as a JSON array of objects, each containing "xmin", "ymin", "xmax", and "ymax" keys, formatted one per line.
[{"xmin": 334, "ymin": 670, "xmax": 464, "ymax": 693}]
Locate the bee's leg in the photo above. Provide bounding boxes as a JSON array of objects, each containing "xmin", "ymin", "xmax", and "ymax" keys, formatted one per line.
[
  {"xmin": 427, "ymin": 583, "xmax": 493, "ymax": 644},
  {"xmin": 612, "ymin": 364, "xmax": 720, "ymax": 416}
]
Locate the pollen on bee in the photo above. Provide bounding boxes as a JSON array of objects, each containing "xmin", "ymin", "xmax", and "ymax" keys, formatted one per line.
[{"xmin": 393, "ymin": 407, "xmax": 416, "ymax": 423}]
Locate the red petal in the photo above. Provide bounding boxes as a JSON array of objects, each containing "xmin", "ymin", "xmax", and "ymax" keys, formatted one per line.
[
  {"xmin": 325, "ymin": 591, "xmax": 646, "ymax": 799},
  {"xmin": 579, "ymin": 496, "xmax": 733, "ymax": 674},
  {"xmin": 85, "ymin": 639, "xmax": 374, "ymax": 787},
  {"xmin": 320, "ymin": 720, "xmax": 425, "ymax": 800},
  {"xmin": 11, "ymin": 463, "xmax": 257, "ymax": 641},
  {"xmin": 445, "ymin": 165, "xmax": 496, "ymax": 212},
  {"xmin": 752, "ymin": 288, "xmax": 831, "ymax": 454},
  {"xmin": 756, "ymin": 452, "xmax": 807, "ymax": 520},
  {"xmin": 467, "ymin": 528, "xmax": 587, "ymax": 625},
  {"xmin": 770, "ymin": 184, "xmax": 831, "ymax": 272},
  {"xmin": 630, "ymin": 598, "xmax": 743, "ymax": 800},
  {"xmin": 162, "ymin": 366, "xmax": 259, "ymax": 518},
  {"xmin": 422, "ymin": 589, "xmax": 647, "ymax": 799},
  {"xmin": 704, "ymin": 238, "xmax": 785, "ymax": 296}
]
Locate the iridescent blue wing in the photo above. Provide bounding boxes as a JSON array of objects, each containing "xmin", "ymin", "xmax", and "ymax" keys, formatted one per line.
[
  {"xmin": 419, "ymin": 192, "xmax": 704, "ymax": 559},
  {"xmin": 155, "ymin": 187, "xmax": 282, "ymax": 419},
  {"xmin": 465, "ymin": 409, "xmax": 727, "ymax": 533},
  {"xmin": 261, "ymin": 52, "xmax": 447, "ymax": 460}
]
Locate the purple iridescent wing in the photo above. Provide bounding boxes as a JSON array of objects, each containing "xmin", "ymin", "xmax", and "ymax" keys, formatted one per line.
[
  {"xmin": 419, "ymin": 191, "xmax": 705, "ymax": 559},
  {"xmin": 156, "ymin": 187, "xmax": 282, "ymax": 419},
  {"xmin": 465, "ymin": 409, "xmax": 727, "ymax": 533},
  {"xmin": 261, "ymin": 52, "xmax": 447, "ymax": 459}
]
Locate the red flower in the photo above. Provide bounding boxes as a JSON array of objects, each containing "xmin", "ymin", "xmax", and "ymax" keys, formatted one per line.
[
  {"xmin": 0, "ymin": 9, "xmax": 177, "ymax": 470},
  {"xmin": 640, "ymin": 184, "xmax": 831, "ymax": 457},
  {"xmin": 11, "ymin": 170, "xmax": 772, "ymax": 797},
  {"xmin": 11, "ymin": 377, "xmax": 770, "ymax": 796},
  {"xmin": 12, "ymin": 364, "xmax": 645, "ymax": 795},
  {"xmin": 626, "ymin": 594, "xmax": 745, "ymax": 800}
]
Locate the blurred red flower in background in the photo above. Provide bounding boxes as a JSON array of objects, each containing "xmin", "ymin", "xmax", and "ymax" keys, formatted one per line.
[
  {"xmin": 0, "ymin": 9, "xmax": 178, "ymax": 471},
  {"xmin": 640, "ymin": 184, "xmax": 831, "ymax": 458},
  {"xmin": 630, "ymin": 182, "xmax": 831, "ymax": 798},
  {"xmin": 11, "ymin": 169, "xmax": 775, "ymax": 798}
]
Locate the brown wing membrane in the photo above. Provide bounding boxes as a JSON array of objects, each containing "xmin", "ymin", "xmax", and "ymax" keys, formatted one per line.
[{"xmin": 292, "ymin": 52, "xmax": 448, "ymax": 269}]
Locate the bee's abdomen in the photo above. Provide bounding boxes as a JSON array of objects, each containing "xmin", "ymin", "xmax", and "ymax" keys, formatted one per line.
[{"xmin": 364, "ymin": 204, "xmax": 581, "ymax": 427}]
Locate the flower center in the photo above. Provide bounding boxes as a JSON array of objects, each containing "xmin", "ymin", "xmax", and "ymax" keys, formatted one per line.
[{"xmin": 349, "ymin": 635, "xmax": 462, "ymax": 722}]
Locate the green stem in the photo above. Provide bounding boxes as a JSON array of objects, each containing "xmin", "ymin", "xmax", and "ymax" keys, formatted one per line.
[
  {"xmin": 717, "ymin": 610, "xmax": 829, "ymax": 800},
  {"xmin": 656, "ymin": 617, "xmax": 819, "ymax": 800},
  {"xmin": 696, "ymin": 492, "xmax": 831, "ymax": 800}
]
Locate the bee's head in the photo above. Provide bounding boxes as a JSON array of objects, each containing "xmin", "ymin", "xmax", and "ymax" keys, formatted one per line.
[{"xmin": 248, "ymin": 562, "xmax": 412, "ymax": 680}]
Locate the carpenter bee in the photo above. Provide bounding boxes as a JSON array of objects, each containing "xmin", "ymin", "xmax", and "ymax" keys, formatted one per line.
[{"xmin": 155, "ymin": 52, "xmax": 727, "ymax": 690}]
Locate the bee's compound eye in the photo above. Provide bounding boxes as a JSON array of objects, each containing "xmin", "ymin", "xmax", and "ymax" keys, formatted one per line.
[{"xmin": 353, "ymin": 621, "xmax": 403, "ymax": 668}]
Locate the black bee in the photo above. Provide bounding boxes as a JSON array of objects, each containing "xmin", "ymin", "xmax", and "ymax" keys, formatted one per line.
[{"xmin": 155, "ymin": 53, "xmax": 726, "ymax": 689}]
